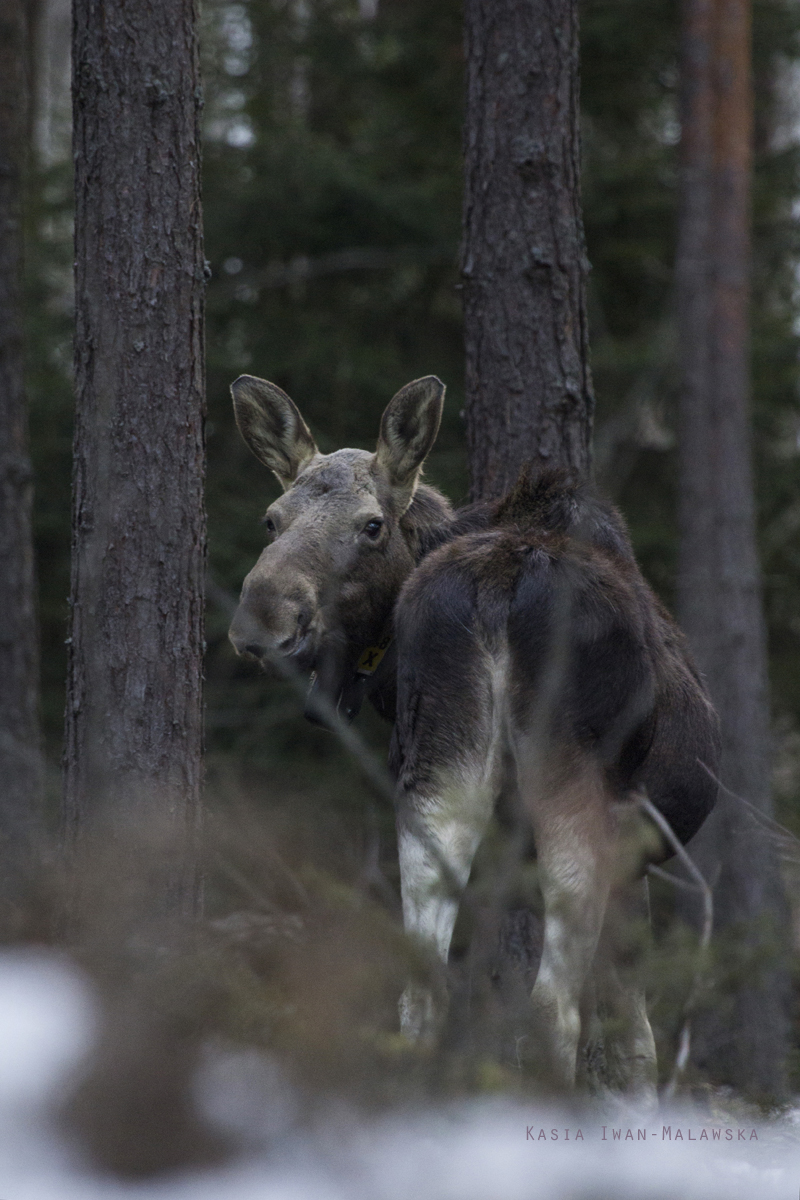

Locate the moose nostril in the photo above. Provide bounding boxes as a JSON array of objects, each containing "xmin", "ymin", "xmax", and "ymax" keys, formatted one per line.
[{"xmin": 244, "ymin": 642, "xmax": 265, "ymax": 659}]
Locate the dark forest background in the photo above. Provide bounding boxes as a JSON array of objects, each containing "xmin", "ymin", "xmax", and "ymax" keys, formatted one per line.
[{"xmin": 22, "ymin": 0, "xmax": 800, "ymax": 1084}]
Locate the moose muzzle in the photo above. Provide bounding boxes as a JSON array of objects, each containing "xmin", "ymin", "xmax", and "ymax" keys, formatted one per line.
[{"xmin": 229, "ymin": 573, "xmax": 317, "ymax": 667}]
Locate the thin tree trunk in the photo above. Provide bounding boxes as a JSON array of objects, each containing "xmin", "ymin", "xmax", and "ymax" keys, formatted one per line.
[
  {"xmin": 462, "ymin": 0, "xmax": 594, "ymax": 502},
  {"xmin": 0, "ymin": 0, "xmax": 44, "ymax": 921},
  {"xmin": 677, "ymin": 0, "xmax": 789, "ymax": 1098},
  {"xmin": 65, "ymin": 0, "xmax": 206, "ymax": 915}
]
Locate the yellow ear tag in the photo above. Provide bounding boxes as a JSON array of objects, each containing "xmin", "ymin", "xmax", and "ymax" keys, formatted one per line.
[{"xmin": 356, "ymin": 632, "xmax": 392, "ymax": 676}]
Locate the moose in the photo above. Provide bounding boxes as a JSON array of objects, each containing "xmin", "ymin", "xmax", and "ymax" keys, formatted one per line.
[{"xmin": 228, "ymin": 372, "xmax": 720, "ymax": 1098}]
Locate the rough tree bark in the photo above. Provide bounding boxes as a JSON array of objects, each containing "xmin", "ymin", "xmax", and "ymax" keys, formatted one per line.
[
  {"xmin": 0, "ymin": 0, "xmax": 44, "ymax": 919},
  {"xmin": 64, "ymin": 0, "xmax": 206, "ymax": 915},
  {"xmin": 457, "ymin": 0, "xmax": 594, "ymax": 1058},
  {"xmin": 676, "ymin": 0, "xmax": 789, "ymax": 1097},
  {"xmin": 462, "ymin": 0, "xmax": 594, "ymax": 501}
]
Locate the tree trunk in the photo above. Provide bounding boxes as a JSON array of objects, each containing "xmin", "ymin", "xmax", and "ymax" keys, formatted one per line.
[
  {"xmin": 676, "ymin": 0, "xmax": 789, "ymax": 1098},
  {"xmin": 0, "ymin": 0, "xmax": 44, "ymax": 920},
  {"xmin": 458, "ymin": 0, "xmax": 593, "ymax": 1060},
  {"xmin": 462, "ymin": 0, "xmax": 594, "ymax": 501},
  {"xmin": 65, "ymin": 0, "xmax": 206, "ymax": 916}
]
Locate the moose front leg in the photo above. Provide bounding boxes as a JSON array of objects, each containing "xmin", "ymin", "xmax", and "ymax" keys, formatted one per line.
[
  {"xmin": 390, "ymin": 607, "xmax": 503, "ymax": 1042},
  {"xmin": 396, "ymin": 789, "xmax": 493, "ymax": 1041}
]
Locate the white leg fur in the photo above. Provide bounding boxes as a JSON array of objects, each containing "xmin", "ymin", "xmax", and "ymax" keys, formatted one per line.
[
  {"xmin": 395, "ymin": 649, "xmax": 506, "ymax": 1040},
  {"xmin": 397, "ymin": 780, "xmax": 495, "ymax": 1040}
]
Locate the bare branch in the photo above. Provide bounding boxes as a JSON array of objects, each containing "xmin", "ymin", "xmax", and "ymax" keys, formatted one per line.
[
  {"xmin": 206, "ymin": 574, "xmax": 469, "ymax": 905},
  {"xmin": 637, "ymin": 792, "xmax": 713, "ymax": 1100},
  {"xmin": 647, "ymin": 863, "xmax": 704, "ymax": 894},
  {"xmin": 220, "ymin": 245, "xmax": 451, "ymax": 301},
  {"xmin": 698, "ymin": 759, "xmax": 800, "ymax": 850}
]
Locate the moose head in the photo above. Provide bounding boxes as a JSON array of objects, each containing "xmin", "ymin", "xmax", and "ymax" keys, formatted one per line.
[{"xmin": 228, "ymin": 374, "xmax": 447, "ymax": 720}]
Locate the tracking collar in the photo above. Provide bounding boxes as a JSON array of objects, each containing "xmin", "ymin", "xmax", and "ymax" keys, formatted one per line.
[
  {"xmin": 304, "ymin": 628, "xmax": 394, "ymax": 726},
  {"xmin": 355, "ymin": 630, "xmax": 393, "ymax": 677}
]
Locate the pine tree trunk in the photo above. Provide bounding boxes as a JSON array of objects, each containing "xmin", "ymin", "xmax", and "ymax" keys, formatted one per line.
[
  {"xmin": 462, "ymin": 0, "xmax": 594, "ymax": 501},
  {"xmin": 0, "ymin": 0, "xmax": 44, "ymax": 918},
  {"xmin": 676, "ymin": 0, "xmax": 789, "ymax": 1098},
  {"xmin": 458, "ymin": 0, "xmax": 593, "ymax": 1056},
  {"xmin": 64, "ymin": 0, "xmax": 206, "ymax": 915}
]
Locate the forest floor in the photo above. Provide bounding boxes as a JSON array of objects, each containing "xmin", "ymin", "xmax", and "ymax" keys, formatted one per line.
[{"xmin": 2, "ymin": 946, "xmax": 798, "ymax": 1200}]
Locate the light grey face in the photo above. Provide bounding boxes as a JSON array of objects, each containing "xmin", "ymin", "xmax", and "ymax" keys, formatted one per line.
[
  {"xmin": 229, "ymin": 447, "xmax": 412, "ymax": 671},
  {"xmin": 228, "ymin": 375, "xmax": 445, "ymax": 681}
]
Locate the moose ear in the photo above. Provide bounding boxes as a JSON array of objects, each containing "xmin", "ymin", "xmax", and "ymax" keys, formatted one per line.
[
  {"xmin": 375, "ymin": 376, "xmax": 445, "ymax": 510},
  {"xmin": 231, "ymin": 375, "xmax": 318, "ymax": 491}
]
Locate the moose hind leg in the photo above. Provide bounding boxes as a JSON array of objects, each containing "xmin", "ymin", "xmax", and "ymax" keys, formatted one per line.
[
  {"xmin": 595, "ymin": 879, "xmax": 658, "ymax": 1107},
  {"xmin": 596, "ymin": 967, "xmax": 657, "ymax": 1108},
  {"xmin": 524, "ymin": 762, "xmax": 614, "ymax": 1088}
]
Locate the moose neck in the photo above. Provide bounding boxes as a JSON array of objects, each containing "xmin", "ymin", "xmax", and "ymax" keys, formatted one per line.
[
  {"xmin": 398, "ymin": 482, "xmax": 456, "ymax": 566},
  {"xmin": 305, "ymin": 482, "xmax": 454, "ymax": 727}
]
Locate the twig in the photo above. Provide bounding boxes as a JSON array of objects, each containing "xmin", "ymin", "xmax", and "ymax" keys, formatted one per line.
[
  {"xmin": 213, "ymin": 853, "xmax": 279, "ymax": 914},
  {"xmin": 698, "ymin": 759, "xmax": 800, "ymax": 850},
  {"xmin": 206, "ymin": 573, "xmax": 396, "ymax": 801},
  {"xmin": 205, "ymin": 573, "xmax": 238, "ymax": 620},
  {"xmin": 637, "ymin": 792, "xmax": 713, "ymax": 1100},
  {"xmin": 225, "ymin": 245, "xmax": 450, "ymax": 294},
  {"xmin": 647, "ymin": 863, "xmax": 704, "ymax": 894},
  {"xmin": 358, "ymin": 819, "xmax": 401, "ymax": 913},
  {"xmin": 206, "ymin": 575, "xmax": 471, "ymax": 906}
]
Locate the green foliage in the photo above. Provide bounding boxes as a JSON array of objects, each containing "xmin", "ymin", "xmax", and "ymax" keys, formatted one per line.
[
  {"xmin": 202, "ymin": 0, "xmax": 467, "ymax": 587},
  {"xmin": 24, "ymin": 159, "xmax": 74, "ymax": 768}
]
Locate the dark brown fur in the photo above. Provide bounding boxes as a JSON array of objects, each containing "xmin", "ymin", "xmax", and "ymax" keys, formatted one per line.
[{"xmin": 388, "ymin": 469, "xmax": 719, "ymax": 852}]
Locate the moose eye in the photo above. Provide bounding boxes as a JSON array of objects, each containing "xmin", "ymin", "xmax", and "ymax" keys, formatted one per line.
[
  {"xmin": 261, "ymin": 515, "xmax": 276, "ymax": 534},
  {"xmin": 363, "ymin": 518, "xmax": 383, "ymax": 539}
]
